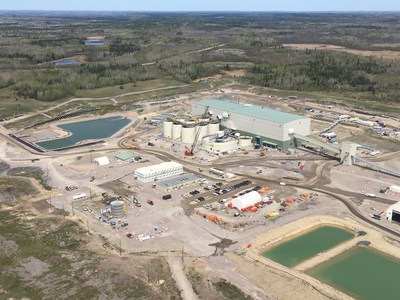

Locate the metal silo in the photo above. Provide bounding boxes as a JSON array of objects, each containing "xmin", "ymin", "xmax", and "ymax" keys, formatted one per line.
[
  {"xmin": 110, "ymin": 200, "xmax": 125, "ymax": 219},
  {"xmin": 181, "ymin": 126, "xmax": 196, "ymax": 144},
  {"xmin": 172, "ymin": 123, "xmax": 182, "ymax": 140},
  {"xmin": 208, "ymin": 121, "xmax": 220, "ymax": 135},
  {"xmin": 163, "ymin": 121, "xmax": 173, "ymax": 138}
]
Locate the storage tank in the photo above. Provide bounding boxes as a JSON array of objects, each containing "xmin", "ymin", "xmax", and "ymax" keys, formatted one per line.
[
  {"xmin": 110, "ymin": 200, "xmax": 125, "ymax": 218},
  {"xmin": 196, "ymin": 124, "xmax": 208, "ymax": 141},
  {"xmin": 208, "ymin": 122, "xmax": 220, "ymax": 135},
  {"xmin": 238, "ymin": 136, "xmax": 252, "ymax": 147},
  {"xmin": 163, "ymin": 121, "xmax": 173, "ymax": 138},
  {"xmin": 172, "ymin": 123, "xmax": 182, "ymax": 140},
  {"xmin": 181, "ymin": 126, "xmax": 196, "ymax": 144},
  {"xmin": 217, "ymin": 131, "xmax": 224, "ymax": 137}
]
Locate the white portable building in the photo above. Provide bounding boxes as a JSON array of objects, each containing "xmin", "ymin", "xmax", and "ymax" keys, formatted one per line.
[
  {"xmin": 231, "ymin": 191, "xmax": 262, "ymax": 211},
  {"xmin": 134, "ymin": 162, "xmax": 183, "ymax": 182},
  {"xmin": 94, "ymin": 156, "xmax": 110, "ymax": 166}
]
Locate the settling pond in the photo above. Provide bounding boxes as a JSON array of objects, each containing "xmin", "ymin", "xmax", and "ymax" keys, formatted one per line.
[
  {"xmin": 262, "ymin": 226, "xmax": 353, "ymax": 267},
  {"xmin": 36, "ymin": 116, "xmax": 131, "ymax": 150},
  {"xmin": 308, "ymin": 247, "xmax": 400, "ymax": 300}
]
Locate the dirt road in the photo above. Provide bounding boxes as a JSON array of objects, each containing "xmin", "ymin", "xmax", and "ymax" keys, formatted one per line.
[{"xmin": 167, "ymin": 253, "xmax": 198, "ymax": 300}]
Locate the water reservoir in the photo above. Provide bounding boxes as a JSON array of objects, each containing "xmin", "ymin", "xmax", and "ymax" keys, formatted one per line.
[
  {"xmin": 262, "ymin": 226, "xmax": 353, "ymax": 267},
  {"xmin": 308, "ymin": 247, "xmax": 400, "ymax": 300},
  {"xmin": 54, "ymin": 59, "xmax": 79, "ymax": 66},
  {"xmin": 36, "ymin": 116, "xmax": 130, "ymax": 150}
]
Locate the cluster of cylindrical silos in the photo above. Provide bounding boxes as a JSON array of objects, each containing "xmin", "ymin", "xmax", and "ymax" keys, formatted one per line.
[{"xmin": 163, "ymin": 118, "xmax": 220, "ymax": 144}]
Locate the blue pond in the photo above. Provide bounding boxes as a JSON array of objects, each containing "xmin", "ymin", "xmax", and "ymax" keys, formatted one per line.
[
  {"xmin": 36, "ymin": 116, "xmax": 131, "ymax": 150},
  {"xmin": 54, "ymin": 59, "xmax": 79, "ymax": 66}
]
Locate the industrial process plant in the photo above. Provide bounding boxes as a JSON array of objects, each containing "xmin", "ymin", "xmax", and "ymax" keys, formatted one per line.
[{"xmin": 192, "ymin": 99, "xmax": 311, "ymax": 149}]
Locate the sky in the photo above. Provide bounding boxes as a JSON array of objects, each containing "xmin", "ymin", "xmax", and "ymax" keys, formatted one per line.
[{"xmin": 1, "ymin": 0, "xmax": 400, "ymax": 12}]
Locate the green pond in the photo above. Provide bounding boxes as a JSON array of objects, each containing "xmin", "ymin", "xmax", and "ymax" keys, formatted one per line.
[
  {"xmin": 36, "ymin": 116, "xmax": 130, "ymax": 150},
  {"xmin": 308, "ymin": 247, "xmax": 400, "ymax": 300},
  {"xmin": 262, "ymin": 226, "xmax": 353, "ymax": 267}
]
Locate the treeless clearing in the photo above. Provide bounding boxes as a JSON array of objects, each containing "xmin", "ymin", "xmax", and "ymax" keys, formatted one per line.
[{"xmin": 287, "ymin": 43, "xmax": 400, "ymax": 60}]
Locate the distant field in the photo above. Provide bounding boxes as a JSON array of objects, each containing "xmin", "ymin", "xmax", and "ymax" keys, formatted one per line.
[
  {"xmin": 74, "ymin": 78, "xmax": 184, "ymax": 98},
  {"xmin": 287, "ymin": 44, "xmax": 400, "ymax": 60}
]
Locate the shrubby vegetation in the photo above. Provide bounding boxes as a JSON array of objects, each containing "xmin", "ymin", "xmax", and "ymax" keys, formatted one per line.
[
  {"xmin": 247, "ymin": 51, "xmax": 388, "ymax": 93},
  {"xmin": 1, "ymin": 12, "xmax": 400, "ymax": 103},
  {"xmin": 13, "ymin": 63, "xmax": 158, "ymax": 101}
]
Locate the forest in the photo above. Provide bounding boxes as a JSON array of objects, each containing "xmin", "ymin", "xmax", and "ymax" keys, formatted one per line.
[{"xmin": 1, "ymin": 11, "xmax": 400, "ymax": 104}]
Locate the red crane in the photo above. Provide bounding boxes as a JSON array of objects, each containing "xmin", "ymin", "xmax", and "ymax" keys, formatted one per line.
[{"xmin": 185, "ymin": 106, "xmax": 210, "ymax": 156}]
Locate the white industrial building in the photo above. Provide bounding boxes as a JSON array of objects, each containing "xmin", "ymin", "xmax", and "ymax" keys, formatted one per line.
[
  {"xmin": 229, "ymin": 191, "xmax": 262, "ymax": 211},
  {"xmin": 192, "ymin": 99, "xmax": 311, "ymax": 149},
  {"xmin": 134, "ymin": 162, "xmax": 183, "ymax": 182},
  {"xmin": 386, "ymin": 201, "xmax": 400, "ymax": 223}
]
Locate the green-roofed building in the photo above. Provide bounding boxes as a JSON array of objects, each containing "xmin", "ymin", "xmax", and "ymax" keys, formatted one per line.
[
  {"xmin": 114, "ymin": 152, "xmax": 141, "ymax": 163},
  {"xmin": 192, "ymin": 99, "xmax": 310, "ymax": 149}
]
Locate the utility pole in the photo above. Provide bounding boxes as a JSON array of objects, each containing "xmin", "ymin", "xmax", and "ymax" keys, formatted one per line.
[
  {"xmin": 119, "ymin": 239, "xmax": 122, "ymax": 257},
  {"xmin": 86, "ymin": 218, "xmax": 89, "ymax": 233},
  {"xmin": 181, "ymin": 243, "xmax": 184, "ymax": 263},
  {"xmin": 147, "ymin": 261, "xmax": 150, "ymax": 284},
  {"xmin": 71, "ymin": 200, "xmax": 74, "ymax": 216}
]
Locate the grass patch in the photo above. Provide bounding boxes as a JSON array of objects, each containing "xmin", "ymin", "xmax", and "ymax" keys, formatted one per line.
[
  {"xmin": 0, "ymin": 272, "xmax": 43, "ymax": 300},
  {"xmin": 0, "ymin": 176, "xmax": 38, "ymax": 202},
  {"xmin": 347, "ymin": 129, "xmax": 400, "ymax": 152},
  {"xmin": 213, "ymin": 280, "xmax": 252, "ymax": 300},
  {"xmin": 74, "ymin": 77, "xmax": 183, "ymax": 98},
  {"xmin": 73, "ymin": 285, "xmax": 101, "ymax": 300}
]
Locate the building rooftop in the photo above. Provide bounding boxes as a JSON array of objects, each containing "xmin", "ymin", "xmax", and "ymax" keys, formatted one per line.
[
  {"xmin": 157, "ymin": 173, "xmax": 203, "ymax": 188},
  {"xmin": 196, "ymin": 99, "xmax": 307, "ymax": 123},
  {"xmin": 135, "ymin": 162, "xmax": 182, "ymax": 175},
  {"xmin": 114, "ymin": 152, "xmax": 140, "ymax": 161}
]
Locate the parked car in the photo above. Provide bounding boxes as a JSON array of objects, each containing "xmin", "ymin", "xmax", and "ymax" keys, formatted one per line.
[
  {"xmin": 147, "ymin": 199, "xmax": 154, "ymax": 205},
  {"xmin": 371, "ymin": 214, "xmax": 381, "ymax": 220}
]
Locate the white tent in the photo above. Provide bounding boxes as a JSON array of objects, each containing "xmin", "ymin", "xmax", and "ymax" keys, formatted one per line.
[
  {"xmin": 231, "ymin": 191, "xmax": 262, "ymax": 211},
  {"xmin": 94, "ymin": 156, "xmax": 110, "ymax": 166},
  {"xmin": 389, "ymin": 185, "xmax": 400, "ymax": 194},
  {"xmin": 386, "ymin": 201, "xmax": 400, "ymax": 222}
]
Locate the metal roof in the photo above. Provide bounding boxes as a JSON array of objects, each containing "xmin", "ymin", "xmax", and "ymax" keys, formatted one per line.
[
  {"xmin": 114, "ymin": 152, "xmax": 140, "ymax": 161},
  {"xmin": 135, "ymin": 162, "xmax": 182, "ymax": 175},
  {"xmin": 157, "ymin": 173, "xmax": 203, "ymax": 188},
  {"xmin": 196, "ymin": 99, "xmax": 307, "ymax": 123}
]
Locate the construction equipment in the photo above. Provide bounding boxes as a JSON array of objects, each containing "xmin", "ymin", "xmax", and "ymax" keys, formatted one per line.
[
  {"xmin": 132, "ymin": 195, "xmax": 142, "ymax": 207},
  {"xmin": 185, "ymin": 106, "xmax": 209, "ymax": 156}
]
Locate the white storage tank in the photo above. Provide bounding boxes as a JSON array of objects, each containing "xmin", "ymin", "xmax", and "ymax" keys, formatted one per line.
[
  {"xmin": 238, "ymin": 136, "xmax": 252, "ymax": 147},
  {"xmin": 163, "ymin": 121, "xmax": 173, "ymax": 138},
  {"xmin": 196, "ymin": 124, "xmax": 208, "ymax": 141},
  {"xmin": 182, "ymin": 126, "xmax": 196, "ymax": 144},
  {"xmin": 217, "ymin": 130, "xmax": 224, "ymax": 137},
  {"xmin": 172, "ymin": 123, "xmax": 182, "ymax": 140},
  {"xmin": 208, "ymin": 122, "xmax": 220, "ymax": 135},
  {"xmin": 203, "ymin": 137, "xmax": 237, "ymax": 153},
  {"xmin": 110, "ymin": 200, "xmax": 125, "ymax": 218}
]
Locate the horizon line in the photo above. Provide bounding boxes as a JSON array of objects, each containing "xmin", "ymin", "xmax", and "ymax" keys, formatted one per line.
[{"xmin": 1, "ymin": 9, "xmax": 400, "ymax": 13}]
